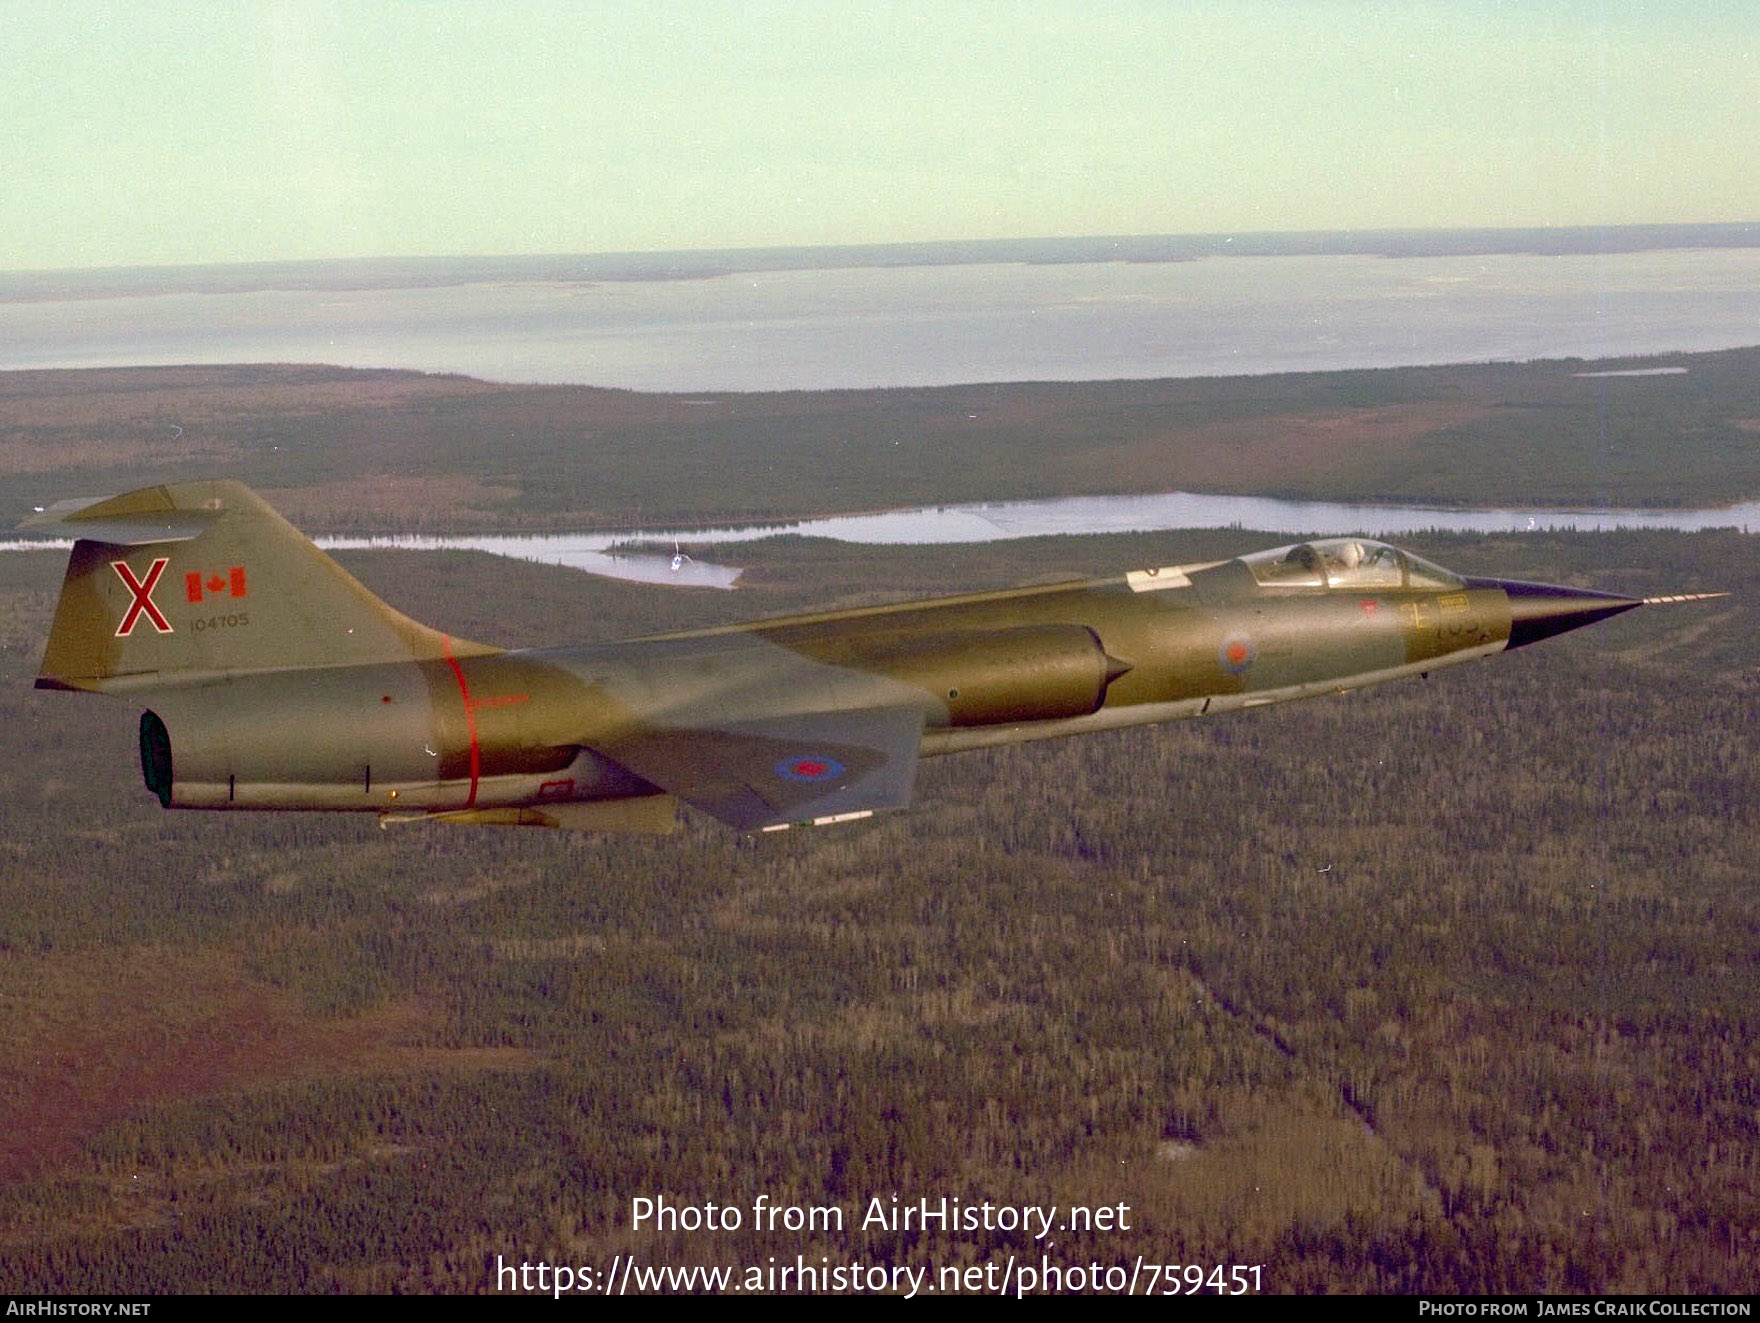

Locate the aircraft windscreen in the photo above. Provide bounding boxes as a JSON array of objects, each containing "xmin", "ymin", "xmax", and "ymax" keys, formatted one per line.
[
  {"xmin": 1241, "ymin": 539, "xmax": 1463, "ymax": 590},
  {"xmin": 1401, "ymin": 550, "xmax": 1466, "ymax": 590}
]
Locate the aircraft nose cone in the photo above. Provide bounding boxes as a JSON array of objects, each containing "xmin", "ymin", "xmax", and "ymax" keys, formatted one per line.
[{"xmin": 1470, "ymin": 577, "xmax": 1643, "ymax": 649}]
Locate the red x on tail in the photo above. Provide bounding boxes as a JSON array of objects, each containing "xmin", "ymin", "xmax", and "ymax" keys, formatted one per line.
[{"xmin": 112, "ymin": 558, "xmax": 173, "ymax": 636}]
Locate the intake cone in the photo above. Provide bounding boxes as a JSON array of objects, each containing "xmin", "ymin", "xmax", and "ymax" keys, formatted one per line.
[{"xmin": 1468, "ymin": 578, "xmax": 1643, "ymax": 649}]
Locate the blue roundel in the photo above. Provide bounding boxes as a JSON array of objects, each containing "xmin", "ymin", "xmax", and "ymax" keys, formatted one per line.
[
  {"xmin": 1218, "ymin": 632, "xmax": 1256, "ymax": 675},
  {"xmin": 776, "ymin": 755, "xmax": 845, "ymax": 783}
]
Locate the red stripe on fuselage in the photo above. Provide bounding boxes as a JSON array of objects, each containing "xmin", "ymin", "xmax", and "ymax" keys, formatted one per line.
[{"xmin": 442, "ymin": 636, "xmax": 480, "ymax": 808}]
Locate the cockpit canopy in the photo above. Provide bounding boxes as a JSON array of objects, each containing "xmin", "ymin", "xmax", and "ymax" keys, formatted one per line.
[{"xmin": 1239, "ymin": 538, "xmax": 1463, "ymax": 591}]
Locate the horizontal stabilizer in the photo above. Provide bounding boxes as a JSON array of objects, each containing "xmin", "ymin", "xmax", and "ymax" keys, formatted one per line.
[
  {"xmin": 598, "ymin": 705, "xmax": 924, "ymax": 832},
  {"xmin": 19, "ymin": 489, "xmax": 220, "ymax": 545}
]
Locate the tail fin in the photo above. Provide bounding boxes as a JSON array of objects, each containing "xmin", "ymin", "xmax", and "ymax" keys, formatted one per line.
[{"xmin": 27, "ymin": 480, "xmax": 497, "ymax": 693}]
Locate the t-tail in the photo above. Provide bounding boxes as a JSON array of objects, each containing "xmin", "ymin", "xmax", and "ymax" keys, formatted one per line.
[{"xmin": 26, "ymin": 480, "xmax": 497, "ymax": 693}]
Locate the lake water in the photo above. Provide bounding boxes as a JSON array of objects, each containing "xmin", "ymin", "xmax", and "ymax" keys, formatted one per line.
[
  {"xmin": 319, "ymin": 489, "xmax": 1760, "ymax": 586},
  {"xmin": 5, "ymin": 248, "xmax": 1760, "ymax": 390},
  {"xmin": 6, "ymin": 239, "xmax": 1757, "ymax": 584},
  {"xmin": 9, "ymin": 488, "xmax": 1753, "ymax": 588}
]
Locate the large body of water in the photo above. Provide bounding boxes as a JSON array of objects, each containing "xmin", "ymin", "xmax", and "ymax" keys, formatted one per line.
[
  {"xmin": 5, "ymin": 245, "xmax": 1760, "ymax": 390},
  {"xmin": 6, "ymin": 235, "xmax": 1758, "ymax": 585}
]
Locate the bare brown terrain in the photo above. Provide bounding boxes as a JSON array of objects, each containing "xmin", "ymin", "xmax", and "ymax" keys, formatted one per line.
[
  {"xmin": 263, "ymin": 475, "xmax": 525, "ymax": 528},
  {"xmin": 6, "ymin": 349, "xmax": 1760, "ymax": 531},
  {"xmin": 0, "ymin": 945, "xmax": 541, "ymax": 1187},
  {"xmin": 1081, "ymin": 400, "xmax": 1488, "ymax": 492}
]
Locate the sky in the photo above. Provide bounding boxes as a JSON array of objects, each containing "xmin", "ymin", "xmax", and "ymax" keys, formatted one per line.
[{"xmin": 2, "ymin": 1, "xmax": 1756, "ymax": 271}]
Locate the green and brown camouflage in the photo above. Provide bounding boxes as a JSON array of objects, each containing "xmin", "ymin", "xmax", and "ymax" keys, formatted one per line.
[{"xmin": 24, "ymin": 480, "xmax": 1711, "ymax": 834}]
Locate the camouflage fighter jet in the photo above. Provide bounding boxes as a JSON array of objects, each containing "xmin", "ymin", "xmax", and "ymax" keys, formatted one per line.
[{"xmin": 23, "ymin": 480, "xmax": 1718, "ymax": 834}]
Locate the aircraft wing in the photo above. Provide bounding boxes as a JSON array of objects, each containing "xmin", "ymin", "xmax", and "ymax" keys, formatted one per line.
[{"xmin": 594, "ymin": 705, "xmax": 924, "ymax": 832}]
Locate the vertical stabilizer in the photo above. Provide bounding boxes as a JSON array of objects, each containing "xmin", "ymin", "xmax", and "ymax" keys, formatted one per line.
[{"xmin": 28, "ymin": 481, "xmax": 497, "ymax": 692}]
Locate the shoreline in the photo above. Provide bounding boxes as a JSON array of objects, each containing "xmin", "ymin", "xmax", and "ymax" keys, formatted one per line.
[{"xmin": 8, "ymin": 347, "xmax": 1760, "ymax": 531}]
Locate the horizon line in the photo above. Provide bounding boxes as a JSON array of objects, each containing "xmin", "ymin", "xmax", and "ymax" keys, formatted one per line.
[{"xmin": 5, "ymin": 220, "xmax": 1760, "ymax": 286}]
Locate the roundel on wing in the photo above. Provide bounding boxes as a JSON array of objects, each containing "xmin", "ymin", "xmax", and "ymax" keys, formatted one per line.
[
  {"xmin": 1218, "ymin": 632, "xmax": 1256, "ymax": 675},
  {"xmin": 776, "ymin": 755, "xmax": 845, "ymax": 783}
]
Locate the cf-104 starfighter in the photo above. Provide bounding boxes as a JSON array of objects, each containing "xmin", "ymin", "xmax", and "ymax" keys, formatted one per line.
[{"xmin": 24, "ymin": 481, "xmax": 1717, "ymax": 834}]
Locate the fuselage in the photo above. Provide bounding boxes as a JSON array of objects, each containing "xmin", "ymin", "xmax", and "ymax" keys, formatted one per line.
[
  {"xmin": 137, "ymin": 538, "xmax": 1625, "ymax": 823},
  {"xmin": 29, "ymin": 482, "xmax": 1686, "ymax": 833}
]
